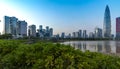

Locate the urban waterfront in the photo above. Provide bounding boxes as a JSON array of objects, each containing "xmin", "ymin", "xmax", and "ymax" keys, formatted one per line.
[{"xmin": 62, "ymin": 40, "xmax": 120, "ymax": 56}]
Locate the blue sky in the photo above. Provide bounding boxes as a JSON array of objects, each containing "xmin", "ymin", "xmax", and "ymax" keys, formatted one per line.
[{"xmin": 0, "ymin": 0, "xmax": 120, "ymax": 35}]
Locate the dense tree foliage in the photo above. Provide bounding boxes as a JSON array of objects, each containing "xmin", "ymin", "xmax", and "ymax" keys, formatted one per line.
[
  {"xmin": 0, "ymin": 34, "xmax": 12, "ymax": 39},
  {"xmin": 0, "ymin": 40, "xmax": 120, "ymax": 69}
]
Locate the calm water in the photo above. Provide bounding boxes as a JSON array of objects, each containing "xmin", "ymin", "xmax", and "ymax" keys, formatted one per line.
[{"xmin": 62, "ymin": 41, "xmax": 120, "ymax": 55}]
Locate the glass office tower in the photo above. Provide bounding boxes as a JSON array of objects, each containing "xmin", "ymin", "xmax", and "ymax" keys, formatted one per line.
[{"xmin": 103, "ymin": 5, "xmax": 111, "ymax": 38}]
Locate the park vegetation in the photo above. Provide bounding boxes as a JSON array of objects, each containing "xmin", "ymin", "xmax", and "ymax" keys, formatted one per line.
[{"xmin": 0, "ymin": 40, "xmax": 120, "ymax": 69}]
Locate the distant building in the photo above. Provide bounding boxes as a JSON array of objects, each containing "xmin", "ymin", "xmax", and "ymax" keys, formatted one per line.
[
  {"xmin": 83, "ymin": 30, "xmax": 87, "ymax": 38},
  {"xmin": 36, "ymin": 29, "xmax": 40, "ymax": 37},
  {"xmin": 89, "ymin": 32, "xmax": 94, "ymax": 38},
  {"xmin": 72, "ymin": 32, "xmax": 79, "ymax": 38},
  {"xmin": 116, "ymin": 17, "xmax": 120, "ymax": 38},
  {"xmin": 95, "ymin": 27, "xmax": 102, "ymax": 38},
  {"xmin": 28, "ymin": 25, "xmax": 36, "ymax": 37},
  {"xmin": 75, "ymin": 32, "xmax": 79, "ymax": 38},
  {"xmin": 39, "ymin": 25, "xmax": 43, "ymax": 30},
  {"xmin": 17, "ymin": 21, "xmax": 27, "ymax": 37},
  {"xmin": 39, "ymin": 25, "xmax": 44, "ymax": 37},
  {"xmin": 78, "ymin": 30, "xmax": 82, "ymax": 38},
  {"xmin": 61, "ymin": 32, "xmax": 65, "ymax": 38},
  {"xmin": 103, "ymin": 5, "xmax": 111, "ymax": 38},
  {"xmin": 49, "ymin": 28, "xmax": 53, "ymax": 37},
  {"xmin": 45, "ymin": 26, "xmax": 50, "ymax": 38},
  {"xmin": 54, "ymin": 34, "xmax": 60, "ymax": 39},
  {"xmin": 38, "ymin": 25, "xmax": 53, "ymax": 38},
  {"xmin": 46, "ymin": 26, "xmax": 49, "ymax": 32},
  {"xmin": 72, "ymin": 32, "xmax": 76, "ymax": 38},
  {"xmin": 42, "ymin": 29, "xmax": 46, "ymax": 37},
  {"xmin": 66, "ymin": 33, "xmax": 71, "ymax": 38}
]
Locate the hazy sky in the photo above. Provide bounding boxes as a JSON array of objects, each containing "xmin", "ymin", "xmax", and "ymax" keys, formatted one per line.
[{"xmin": 0, "ymin": 0, "xmax": 120, "ymax": 35}]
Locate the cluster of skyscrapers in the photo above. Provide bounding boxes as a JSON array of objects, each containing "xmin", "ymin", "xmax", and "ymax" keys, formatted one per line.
[
  {"xmin": 36, "ymin": 25, "xmax": 53, "ymax": 38},
  {"xmin": 4, "ymin": 16, "xmax": 53, "ymax": 38},
  {"xmin": 58, "ymin": 28, "xmax": 102, "ymax": 39}
]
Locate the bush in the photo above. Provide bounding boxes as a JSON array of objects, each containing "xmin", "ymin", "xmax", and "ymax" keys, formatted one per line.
[{"xmin": 0, "ymin": 40, "xmax": 120, "ymax": 69}]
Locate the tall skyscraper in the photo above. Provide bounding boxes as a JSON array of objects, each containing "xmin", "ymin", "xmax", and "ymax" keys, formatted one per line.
[
  {"xmin": 28, "ymin": 25, "xmax": 36, "ymax": 37},
  {"xmin": 103, "ymin": 5, "xmax": 111, "ymax": 38},
  {"xmin": 17, "ymin": 21, "xmax": 27, "ymax": 37},
  {"xmin": 116, "ymin": 17, "xmax": 120, "ymax": 38}
]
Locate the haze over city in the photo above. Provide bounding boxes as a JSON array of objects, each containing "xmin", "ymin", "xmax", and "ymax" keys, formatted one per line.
[{"xmin": 0, "ymin": 0, "xmax": 120, "ymax": 35}]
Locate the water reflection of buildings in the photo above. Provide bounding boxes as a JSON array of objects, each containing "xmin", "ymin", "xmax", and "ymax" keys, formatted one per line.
[
  {"xmin": 87, "ymin": 42, "xmax": 97, "ymax": 52},
  {"xmin": 77, "ymin": 42, "xmax": 86, "ymax": 52},
  {"xmin": 97, "ymin": 43, "xmax": 102, "ymax": 52},
  {"xmin": 104, "ymin": 41, "xmax": 111, "ymax": 53},
  {"xmin": 116, "ymin": 41, "xmax": 120, "ymax": 53},
  {"xmin": 68, "ymin": 41, "xmax": 87, "ymax": 52},
  {"xmin": 64, "ymin": 41, "xmax": 118, "ymax": 55}
]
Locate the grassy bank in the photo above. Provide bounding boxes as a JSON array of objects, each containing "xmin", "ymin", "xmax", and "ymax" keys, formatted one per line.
[{"xmin": 0, "ymin": 40, "xmax": 120, "ymax": 69}]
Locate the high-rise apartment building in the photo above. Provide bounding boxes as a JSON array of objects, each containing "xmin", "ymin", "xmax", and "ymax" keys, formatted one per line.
[
  {"xmin": 17, "ymin": 21, "xmax": 27, "ymax": 37},
  {"xmin": 28, "ymin": 25, "xmax": 36, "ymax": 37}
]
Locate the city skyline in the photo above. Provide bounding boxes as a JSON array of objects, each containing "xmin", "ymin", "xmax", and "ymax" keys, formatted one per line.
[{"xmin": 1, "ymin": 0, "xmax": 120, "ymax": 35}]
